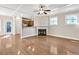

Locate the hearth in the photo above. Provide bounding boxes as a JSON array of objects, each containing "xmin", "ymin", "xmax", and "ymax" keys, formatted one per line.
[{"xmin": 38, "ymin": 29, "xmax": 46, "ymax": 36}]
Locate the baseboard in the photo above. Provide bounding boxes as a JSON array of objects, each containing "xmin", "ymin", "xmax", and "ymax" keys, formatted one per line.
[
  {"xmin": 13, "ymin": 33, "xmax": 20, "ymax": 35},
  {"xmin": 48, "ymin": 34, "xmax": 79, "ymax": 41},
  {"xmin": 0, "ymin": 35, "xmax": 4, "ymax": 37},
  {"xmin": 22, "ymin": 34, "xmax": 37, "ymax": 38},
  {"xmin": 0, "ymin": 34, "xmax": 13, "ymax": 36}
]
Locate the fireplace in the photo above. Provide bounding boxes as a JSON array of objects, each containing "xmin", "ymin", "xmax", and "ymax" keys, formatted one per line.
[{"xmin": 38, "ymin": 29, "xmax": 46, "ymax": 36}]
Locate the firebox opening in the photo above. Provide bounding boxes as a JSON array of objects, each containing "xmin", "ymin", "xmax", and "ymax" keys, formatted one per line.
[{"xmin": 38, "ymin": 29, "xmax": 46, "ymax": 36}]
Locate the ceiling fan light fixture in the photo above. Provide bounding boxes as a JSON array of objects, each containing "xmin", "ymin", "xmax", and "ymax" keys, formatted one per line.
[
  {"xmin": 34, "ymin": 4, "xmax": 51, "ymax": 15},
  {"xmin": 39, "ymin": 10, "xmax": 44, "ymax": 14}
]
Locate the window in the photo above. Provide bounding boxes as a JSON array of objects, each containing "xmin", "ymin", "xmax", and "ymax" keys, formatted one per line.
[
  {"xmin": 50, "ymin": 16, "xmax": 58, "ymax": 25},
  {"xmin": 65, "ymin": 15, "xmax": 77, "ymax": 24}
]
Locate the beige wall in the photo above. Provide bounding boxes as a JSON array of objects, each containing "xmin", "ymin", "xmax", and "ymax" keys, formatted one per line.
[
  {"xmin": 48, "ymin": 13, "xmax": 79, "ymax": 40},
  {"xmin": 0, "ymin": 15, "xmax": 9, "ymax": 35}
]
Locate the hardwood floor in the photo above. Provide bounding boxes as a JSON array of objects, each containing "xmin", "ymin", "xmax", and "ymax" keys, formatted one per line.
[{"xmin": 0, "ymin": 34, "xmax": 79, "ymax": 55}]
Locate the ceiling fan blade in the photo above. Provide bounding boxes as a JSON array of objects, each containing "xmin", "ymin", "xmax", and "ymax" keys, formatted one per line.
[
  {"xmin": 44, "ymin": 10, "xmax": 51, "ymax": 11},
  {"xmin": 44, "ymin": 12, "xmax": 47, "ymax": 14}
]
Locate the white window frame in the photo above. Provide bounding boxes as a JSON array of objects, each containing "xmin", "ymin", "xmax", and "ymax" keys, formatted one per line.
[
  {"xmin": 65, "ymin": 15, "xmax": 78, "ymax": 25},
  {"xmin": 50, "ymin": 16, "xmax": 58, "ymax": 25}
]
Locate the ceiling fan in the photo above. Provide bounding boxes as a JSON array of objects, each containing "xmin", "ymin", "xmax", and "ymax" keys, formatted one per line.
[{"xmin": 34, "ymin": 4, "xmax": 51, "ymax": 15}]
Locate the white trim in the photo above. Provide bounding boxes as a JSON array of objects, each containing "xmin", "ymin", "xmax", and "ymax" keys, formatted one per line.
[
  {"xmin": 13, "ymin": 33, "xmax": 16, "ymax": 35},
  {"xmin": 22, "ymin": 34, "xmax": 37, "ymax": 39},
  {"xmin": 48, "ymin": 34, "xmax": 79, "ymax": 40},
  {"xmin": 0, "ymin": 34, "xmax": 4, "ymax": 36}
]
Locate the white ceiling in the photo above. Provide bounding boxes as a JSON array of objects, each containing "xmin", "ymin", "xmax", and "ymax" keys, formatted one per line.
[{"xmin": 0, "ymin": 4, "xmax": 79, "ymax": 18}]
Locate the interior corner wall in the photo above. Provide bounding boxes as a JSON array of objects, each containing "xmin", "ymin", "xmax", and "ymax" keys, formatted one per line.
[
  {"xmin": 48, "ymin": 13, "xmax": 79, "ymax": 40},
  {"xmin": 15, "ymin": 18, "xmax": 22, "ymax": 35},
  {"xmin": 0, "ymin": 16, "xmax": 3, "ymax": 36}
]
